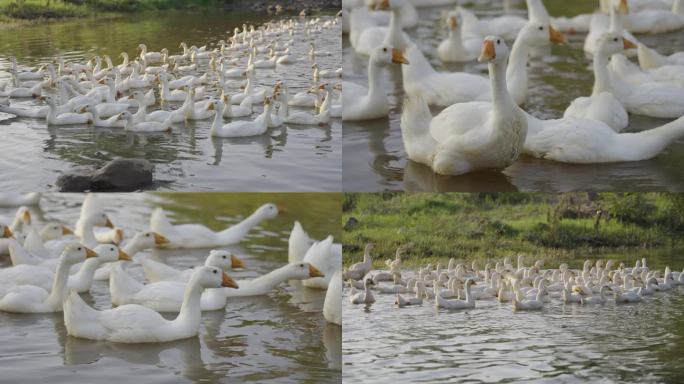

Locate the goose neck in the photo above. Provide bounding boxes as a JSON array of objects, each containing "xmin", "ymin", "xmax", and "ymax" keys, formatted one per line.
[
  {"xmin": 384, "ymin": 8, "xmax": 405, "ymax": 49},
  {"xmin": 490, "ymin": 60, "xmax": 515, "ymax": 113},
  {"xmin": 592, "ymin": 52, "xmax": 613, "ymax": 95},
  {"xmin": 609, "ymin": 6, "xmax": 624, "ymax": 33},
  {"xmin": 367, "ymin": 60, "xmax": 383, "ymax": 102},
  {"xmin": 46, "ymin": 258, "xmax": 73, "ymax": 308},
  {"xmin": 173, "ymin": 275, "xmax": 204, "ymax": 331}
]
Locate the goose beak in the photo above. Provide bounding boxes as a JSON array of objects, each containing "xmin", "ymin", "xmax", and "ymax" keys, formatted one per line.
[
  {"xmin": 231, "ymin": 254, "xmax": 245, "ymax": 269},
  {"xmin": 22, "ymin": 210, "xmax": 31, "ymax": 224},
  {"xmin": 549, "ymin": 26, "xmax": 566, "ymax": 45},
  {"xmin": 373, "ymin": 0, "xmax": 390, "ymax": 11},
  {"xmin": 2, "ymin": 226, "xmax": 12, "ymax": 238},
  {"xmin": 447, "ymin": 16, "xmax": 458, "ymax": 30},
  {"xmin": 118, "ymin": 249, "xmax": 132, "ymax": 261},
  {"xmin": 114, "ymin": 228, "xmax": 124, "ymax": 245},
  {"xmin": 104, "ymin": 217, "xmax": 114, "ymax": 228},
  {"xmin": 478, "ymin": 40, "xmax": 496, "ymax": 62},
  {"xmin": 153, "ymin": 232, "xmax": 170, "ymax": 245},
  {"xmin": 62, "ymin": 226, "xmax": 74, "ymax": 235},
  {"xmin": 309, "ymin": 264, "xmax": 325, "ymax": 278},
  {"xmin": 85, "ymin": 247, "xmax": 98, "ymax": 259},
  {"xmin": 618, "ymin": 0, "xmax": 629, "ymax": 14},
  {"xmin": 623, "ymin": 38, "xmax": 638, "ymax": 50},
  {"xmin": 391, "ymin": 48, "xmax": 409, "ymax": 65},
  {"xmin": 222, "ymin": 272, "xmax": 239, "ymax": 289},
  {"xmin": 206, "ymin": 103, "xmax": 215, "ymax": 111},
  {"xmin": 276, "ymin": 205, "xmax": 287, "ymax": 214}
]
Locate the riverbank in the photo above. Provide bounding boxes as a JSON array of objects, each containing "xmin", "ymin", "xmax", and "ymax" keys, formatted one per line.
[
  {"xmin": 343, "ymin": 193, "xmax": 684, "ymax": 269},
  {"xmin": 0, "ymin": 0, "xmax": 340, "ymax": 22}
]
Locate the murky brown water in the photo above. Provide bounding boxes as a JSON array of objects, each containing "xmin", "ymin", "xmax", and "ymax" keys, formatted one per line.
[
  {"xmin": 0, "ymin": 193, "xmax": 341, "ymax": 383},
  {"xmin": 342, "ymin": 0, "xmax": 684, "ymax": 192},
  {"xmin": 0, "ymin": 11, "xmax": 341, "ymax": 192}
]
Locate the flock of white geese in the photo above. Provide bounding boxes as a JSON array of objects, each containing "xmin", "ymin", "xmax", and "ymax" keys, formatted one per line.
[
  {"xmin": 344, "ymin": 244, "xmax": 684, "ymax": 310},
  {"xmin": 0, "ymin": 15, "xmax": 342, "ymax": 137},
  {"xmin": 0, "ymin": 193, "xmax": 342, "ymax": 343},
  {"xmin": 343, "ymin": 0, "xmax": 684, "ymax": 176}
]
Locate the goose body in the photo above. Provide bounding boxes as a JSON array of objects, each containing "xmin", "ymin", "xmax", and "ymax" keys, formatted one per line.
[
  {"xmin": 141, "ymin": 250, "xmax": 244, "ymax": 283},
  {"xmin": 324, "ymin": 270, "xmax": 342, "ymax": 325}
]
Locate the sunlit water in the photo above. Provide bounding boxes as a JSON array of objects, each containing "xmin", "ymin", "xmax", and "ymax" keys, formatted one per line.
[
  {"xmin": 343, "ymin": 255, "xmax": 684, "ymax": 383},
  {"xmin": 0, "ymin": 193, "xmax": 341, "ymax": 383},
  {"xmin": 342, "ymin": 0, "xmax": 684, "ymax": 192},
  {"xmin": 0, "ymin": 11, "xmax": 341, "ymax": 192}
]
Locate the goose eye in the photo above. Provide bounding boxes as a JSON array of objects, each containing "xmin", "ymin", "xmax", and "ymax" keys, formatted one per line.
[
  {"xmin": 300, "ymin": 263, "xmax": 304, "ymax": 267},
  {"xmin": 538, "ymin": 26, "xmax": 543, "ymax": 31},
  {"xmin": 382, "ymin": 48, "xmax": 387, "ymax": 52},
  {"xmin": 614, "ymin": 38, "xmax": 619, "ymax": 42},
  {"xmin": 110, "ymin": 247, "xmax": 114, "ymax": 251},
  {"xmin": 146, "ymin": 234, "xmax": 150, "ymax": 237},
  {"xmin": 497, "ymin": 39, "xmax": 501, "ymax": 44},
  {"xmin": 78, "ymin": 247, "xmax": 82, "ymax": 251},
  {"xmin": 213, "ymin": 270, "xmax": 218, "ymax": 274}
]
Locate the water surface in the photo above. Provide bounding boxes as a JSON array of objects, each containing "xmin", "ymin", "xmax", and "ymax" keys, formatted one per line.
[
  {"xmin": 342, "ymin": 0, "xmax": 684, "ymax": 192},
  {"xmin": 0, "ymin": 193, "xmax": 342, "ymax": 383},
  {"xmin": 0, "ymin": 11, "xmax": 341, "ymax": 192}
]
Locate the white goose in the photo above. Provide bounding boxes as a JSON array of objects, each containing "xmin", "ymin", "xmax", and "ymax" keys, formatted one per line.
[
  {"xmin": 638, "ymin": 43, "xmax": 684, "ymax": 69},
  {"xmin": 435, "ymin": 279, "xmax": 476, "ymax": 309},
  {"xmin": 324, "ymin": 270, "xmax": 342, "ymax": 325},
  {"xmin": 349, "ymin": 277, "xmax": 376, "ymax": 304},
  {"xmin": 150, "ymin": 203, "xmax": 280, "ymax": 248},
  {"xmin": 0, "ymin": 244, "xmax": 97, "ymax": 313},
  {"xmin": 65, "ymin": 266, "xmax": 238, "ymax": 343},
  {"xmin": 288, "ymin": 221, "xmax": 314, "ymax": 264},
  {"xmin": 342, "ymin": 46, "xmax": 409, "ymax": 121},
  {"xmin": 438, "ymin": 10, "xmax": 481, "ymax": 63},
  {"xmin": 208, "ymin": 98, "xmax": 273, "ymax": 138},
  {"xmin": 0, "ymin": 193, "xmax": 41, "ymax": 207},
  {"xmin": 345, "ymin": 243, "xmax": 373, "ymax": 280},
  {"xmin": 43, "ymin": 96, "xmax": 93, "ymax": 125},
  {"xmin": 401, "ymin": 37, "xmax": 528, "ymax": 176},
  {"xmin": 141, "ymin": 250, "xmax": 245, "ymax": 283}
]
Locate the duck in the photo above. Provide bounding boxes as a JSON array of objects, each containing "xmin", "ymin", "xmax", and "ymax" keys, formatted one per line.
[
  {"xmin": 149, "ymin": 203, "xmax": 280, "ymax": 248},
  {"xmin": 118, "ymin": 111, "xmax": 173, "ymax": 133},
  {"xmin": 111, "ymin": 261, "xmax": 322, "ymax": 312},
  {"xmin": 435, "ymin": 279, "xmax": 476, "ymax": 309},
  {"xmin": 324, "ymin": 270, "xmax": 342, "ymax": 325},
  {"xmin": 350, "ymin": 277, "xmax": 376, "ymax": 304},
  {"xmin": 42, "ymin": 96, "xmax": 93, "ymax": 125},
  {"xmin": 564, "ymin": 34, "xmax": 632, "ymax": 132},
  {"xmin": 0, "ymin": 244, "xmax": 97, "ymax": 313},
  {"xmin": 437, "ymin": 10, "xmax": 481, "ymax": 63},
  {"xmin": 346, "ymin": 243, "xmax": 373, "ymax": 280},
  {"xmin": 342, "ymin": 46, "xmax": 409, "ymax": 121},
  {"xmin": 64, "ymin": 266, "xmax": 239, "ymax": 343},
  {"xmin": 637, "ymin": 43, "xmax": 684, "ymax": 69},
  {"xmin": 141, "ymin": 250, "xmax": 245, "ymax": 283},
  {"xmin": 580, "ymin": 285, "xmax": 612, "ymax": 305},
  {"xmin": 513, "ymin": 281, "xmax": 545, "ymax": 310},
  {"xmin": 400, "ymin": 37, "xmax": 528, "ymax": 176},
  {"xmin": 208, "ymin": 97, "xmax": 273, "ymax": 138}
]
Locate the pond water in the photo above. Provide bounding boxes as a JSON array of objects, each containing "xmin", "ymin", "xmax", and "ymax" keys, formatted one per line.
[
  {"xmin": 343, "ymin": 252, "xmax": 684, "ymax": 383},
  {"xmin": 342, "ymin": 0, "xmax": 684, "ymax": 192},
  {"xmin": 0, "ymin": 192, "xmax": 342, "ymax": 383},
  {"xmin": 0, "ymin": 11, "xmax": 341, "ymax": 192}
]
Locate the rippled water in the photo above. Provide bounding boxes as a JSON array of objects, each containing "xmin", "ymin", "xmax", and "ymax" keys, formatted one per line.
[
  {"xmin": 0, "ymin": 11, "xmax": 341, "ymax": 192},
  {"xmin": 0, "ymin": 193, "xmax": 341, "ymax": 383},
  {"xmin": 343, "ymin": 257, "xmax": 684, "ymax": 383},
  {"xmin": 342, "ymin": 0, "xmax": 684, "ymax": 192}
]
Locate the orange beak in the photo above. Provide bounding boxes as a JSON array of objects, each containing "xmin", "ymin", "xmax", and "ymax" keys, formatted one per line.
[
  {"xmin": 478, "ymin": 40, "xmax": 496, "ymax": 62},
  {"xmin": 618, "ymin": 0, "xmax": 629, "ymax": 14},
  {"xmin": 118, "ymin": 249, "xmax": 132, "ymax": 261},
  {"xmin": 22, "ymin": 210, "xmax": 31, "ymax": 224},
  {"xmin": 391, "ymin": 48, "xmax": 409, "ymax": 65},
  {"xmin": 309, "ymin": 264, "xmax": 325, "ymax": 278},
  {"xmin": 222, "ymin": 272, "xmax": 239, "ymax": 289},
  {"xmin": 372, "ymin": 0, "xmax": 390, "ymax": 10},
  {"xmin": 153, "ymin": 232, "xmax": 170, "ymax": 245},
  {"xmin": 231, "ymin": 254, "xmax": 245, "ymax": 269},
  {"xmin": 447, "ymin": 16, "xmax": 458, "ymax": 30},
  {"xmin": 104, "ymin": 217, "xmax": 114, "ymax": 228},
  {"xmin": 2, "ymin": 226, "xmax": 12, "ymax": 238},
  {"xmin": 549, "ymin": 26, "xmax": 566, "ymax": 45},
  {"xmin": 114, "ymin": 229, "xmax": 124, "ymax": 245},
  {"xmin": 623, "ymin": 39, "xmax": 637, "ymax": 50},
  {"xmin": 277, "ymin": 205, "xmax": 287, "ymax": 215},
  {"xmin": 62, "ymin": 226, "xmax": 74, "ymax": 236},
  {"xmin": 85, "ymin": 247, "xmax": 98, "ymax": 259}
]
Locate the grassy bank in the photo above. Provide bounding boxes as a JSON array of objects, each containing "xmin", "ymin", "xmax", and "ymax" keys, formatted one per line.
[{"xmin": 343, "ymin": 193, "xmax": 684, "ymax": 269}]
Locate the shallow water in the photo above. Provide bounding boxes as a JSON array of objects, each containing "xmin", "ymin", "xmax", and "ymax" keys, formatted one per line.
[
  {"xmin": 0, "ymin": 11, "xmax": 341, "ymax": 192},
  {"xmin": 343, "ymin": 254, "xmax": 684, "ymax": 383},
  {"xmin": 342, "ymin": 0, "xmax": 684, "ymax": 192},
  {"xmin": 0, "ymin": 193, "xmax": 342, "ymax": 383}
]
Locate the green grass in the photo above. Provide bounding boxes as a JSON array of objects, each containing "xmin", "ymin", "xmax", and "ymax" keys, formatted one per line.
[{"xmin": 343, "ymin": 193, "xmax": 684, "ymax": 270}]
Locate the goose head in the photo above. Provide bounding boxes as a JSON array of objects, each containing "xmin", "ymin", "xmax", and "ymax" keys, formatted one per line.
[
  {"xmin": 446, "ymin": 11, "xmax": 463, "ymax": 32},
  {"xmin": 193, "ymin": 266, "xmax": 239, "ymax": 289},
  {"xmin": 370, "ymin": 0, "xmax": 407, "ymax": 11},
  {"xmin": 478, "ymin": 36, "xmax": 510, "ymax": 63},
  {"xmin": 61, "ymin": 243, "xmax": 98, "ymax": 264},
  {"xmin": 14, "ymin": 206, "xmax": 32, "ymax": 226},
  {"xmin": 39, "ymin": 223, "xmax": 74, "ymax": 241},
  {"xmin": 93, "ymin": 244, "xmax": 131, "ymax": 263},
  {"xmin": 372, "ymin": 45, "xmax": 409, "ymax": 66},
  {"xmin": 137, "ymin": 44, "xmax": 147, "ymax": 52},
  {"xmin": 284, "ymin": 262, "xmax": 325, "ymax": 280},
  {"xmin": 84, "ymin": 212, "xmax": 115, "ymax": 228},
  {"xmin": 254, "ymin": 202, "xmax": 283, "ymax": 220},
  {"xmin": 207, "ymin": 250, "xmax": 245, "ymax": 270},
  {"xmin": 613, "ymin": 0, "xmax": 629, "ymax": 14},
  {"xmin": 138, "ymin": 231, "xmax": 169, "ymax": 248},
  {"xmin": 597, "ymin": 33, "xmax": 637, "ymax": 56},
  {"xmin": 518, "ymin": 22, "xmax": 566, "ymax": 46}
]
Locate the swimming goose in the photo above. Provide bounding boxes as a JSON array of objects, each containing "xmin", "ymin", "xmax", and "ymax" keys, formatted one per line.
[
  {"xmin": 624, "ymin": 0, "xmax": 684, "ymax": 34},
  {"xmin": 150, "ymin": 203, "xmax": 280, "ymax": 248},
  {"xmin": 138, "ymin": 44, "xmax": 164, "ymax": 63},
  {"xmin": 118, "ymin": 111, "xmax": 173, "ymax": 133},
  {"xmin": 580, "ymin": 285, "xmax": 612, "ymax": 305},
  {"xmin": 513, "ymin": 281, "xmax": 545, "ymax": 310},
  {"xmin": 354, "ymin": 0, "xmax": 411, "ymax": 56},
  {"xmin": 42, "ymin": 96, "xmax": 93, "ymax": 125},
  {"xmin": 208, "ymin": 97, "xmax": 272, "ymax": 137},
  {"xmin": 585, "ymin": 0, "xmax": 638, "ymax": 55},
  {"xmin": 141, "ymin": 250, "xmax": 245, "ymax": 283},
  {"xmin": 438, "ymin": 10, "xmax": 481, "ymax": 63},
  {"xmin": 0, "ymin": 193, "xmax": 41, "ymax": 208},
  {"xmin": 346, "ymin": 243, "xmax": 373, "ymax": 280},
  {"xmin": 343, "ymin": 46, "xmax": 409, "ymax": 121},
  {"xmin": 302, "ymin": 236, "xmax": 341, "ymax": 289},
  {"xmin": 350, "ymin": 278, "xmax": 376, "ymax": 304},
  {"xmin": 288, "ymin": 221, "xmax": 314, "ymax": 264},
  {"xmin": 638, "ymin": 43, "xmax": 684, "ymax": 69},
  {"xmin": 65, "ymin": 266, "xmax": 238, "ymax": 343},
  {"xmin": 0, "ymin": 244, "xmax": 97, "ymax": 313},
  {"xmin": 401, "ymin": 37, "xmax": 527, "ymax": 176},
  {"xmin": 436, "ymin": 279, "xmax": 476, "ymax": 309},
  {"xmin": 92, "ymin": 231, "xmax": 169, "ymax": 281}
]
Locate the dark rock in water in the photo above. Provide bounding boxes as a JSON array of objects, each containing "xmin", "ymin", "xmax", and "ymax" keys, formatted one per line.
[
  {"xmin": 344, "ymin": 217, "xmax": 359, "ymax": 231},
  {"xmin": 56, "ymin": 158, "xmax": 154, "ymax": 192}
]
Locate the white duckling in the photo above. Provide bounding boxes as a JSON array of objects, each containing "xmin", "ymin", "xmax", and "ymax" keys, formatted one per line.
[
  {"xmin": 65, "ymin": 266, "xmax": 238, "ymax": 343},
  {"xmin": 150, "ymin": 203, "xmax": 280, "ymax": 248},
  {"xmin": 141, "ymin": 250, "xmax": 245, "ymax": 283},
  {"xmin": 0, "ymin": 244, "xmax": 97, "ymax": 313}
]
